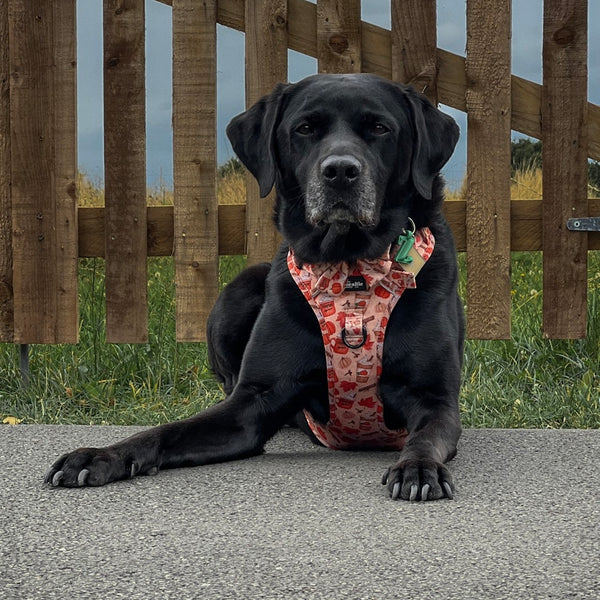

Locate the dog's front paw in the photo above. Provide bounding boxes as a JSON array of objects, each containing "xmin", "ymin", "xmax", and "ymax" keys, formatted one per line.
[
  {"xmin": 44, "ymin": 447, "xmax": 149, "ymax": 488},
  {"xmin": 382, "ymin": 459, "xmax": 454, "ymax": 501}
]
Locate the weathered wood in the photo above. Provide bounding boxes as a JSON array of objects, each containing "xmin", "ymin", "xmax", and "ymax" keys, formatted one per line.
[
  {"xmin": 0, "ymin": 0, "xmax": 13, "ymax": 342},
  {"xmin": 244, "ymin": 0, "xmax": 287, "ymax": 265},
  {"xmin": 510, "ymin": 200, "xmax": 543, "ymax": 252},
  {"xmin": 158, "ymin": 0, "xmax": 600, "ymax": 160},
  {"xmin": 79, "ymin": 205, "xmax": 246, "ymax": 258},
  {"xmin": 542, "ymin": 0, "xmax": 588, "ymax": 339},
  {"xmin": 316, "ymin": 0, "xmax": 361, "ymax": 73},
  {"xmin": 53, "ymin": 0, "xmax": 79, "ymax": 343},
  {"xmin": 172, "ymin": 0, "xmax": 218, "ymax": 342},
  {"xmin": 8, "ymin": 0, "xmax": 78, "ymax": 343},
  {"xmin": 448, "ymin": 199, "xmax": 600, "ymax": 253},
  {"xmin": 444, "ymin": 199, "xmax": 600, "ymax": 253},
  {"xmin": 77, "ymin": 199, "xmax": 600, "ymax": 258},
  {"xmin": 103, "ymin": 0, "xmax": 148, "ymax": 343},
  {"xmin": 465, "ymin": 0, "xmax": 512, "ymax": 339},
  {"xmin": 5, "ymin": 0, "xmax": 600, "ymax": 345},
  {"xmin": 391, "ymin": 0, "xmax": 437, "ymax": 103},
  {"xmin": 211, "ymin": 0, "xmax": 600, "ymax": 161}
]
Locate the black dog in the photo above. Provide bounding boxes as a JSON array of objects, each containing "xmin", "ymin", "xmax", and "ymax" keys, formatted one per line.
[{"xmin": 46, "ymin": 74, "xmax": 463, "ymax": 501}]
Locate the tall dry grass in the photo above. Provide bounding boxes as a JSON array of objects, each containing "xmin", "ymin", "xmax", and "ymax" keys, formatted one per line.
[
  {"xmin": 78, "ymin": 170, "xmax": 247, "ymax": 207},
  {"xmin": 83, "ymin": 165, "xmax": 598, "ymax": 207},
  {"xmin": 217, "ymin": 171, "xmax": 246, "ymax": 204},
  {"xmin": 447, "ymin": 166, "xmax": 599, "ymax": 201}
]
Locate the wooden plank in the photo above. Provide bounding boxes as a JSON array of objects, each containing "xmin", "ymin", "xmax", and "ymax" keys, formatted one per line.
[
  {"xmin": 316, "ymin": 0, "xmax": 361, "ymax": 73},
  {"xmin": 8, "ymin": 0, "xmax": 78, "ymax": 343},
  {"xmin": 77, "ymin": 199, "xmax": 600, "ymax": 258},
  {"xmin": 211, "ymin": 0, "xmax": 600, "ymax": 161},
  {"xmin": 103, "ymin": 0, "xmax": 147, "ymax": 343},
  {"xmin": 0, "ymin": 0, "xmax": 13, "ymax": 342},
  {"xmin": 217, "ymin": 204, "xmax": 246, "ymax": 256},
  {"xmin": 244, "ymin": 0, "xmax": 287, "ymax": 265},
  {"xmin": 78, "ymin": 207, "xmax": 106, "ymax": 258},
  {"xmin": 449, "ymin": 199, "xmax": 600, "ymax": 253},
  {"xmin": 441, "ymin": 199, "xmax": 600, "ymax": 253},
  {"xmin": 52, "ymin": 0, "xmax": 79, "ymax": 343},
  {"xmin": 542, "ymin": 0, "xmax": 588, "ymax": 339},
  {"xmin": 391, "ymin": 0, "xmax": 437, "ymax": 103},
  {"xmin": 442, "ymin": 201, "xmax": 466, "ymax": 252},
  {"xmin": 590, "ymin": 103, "xmax": 600, "ymax": 161},
  {"xmin": 172, "ymin": 0, "xmax": 218, "ymax": 342},
  {"xmin": 511, "ymin": 200, "xmax": 543, "ymax": 252},
  {"xmin": 465, "ymin": 0, "xmax": 512, "ymax": 339},
  {"xmin": 79, "ymin": 205, "xmax": 246, "ymax": 259}
]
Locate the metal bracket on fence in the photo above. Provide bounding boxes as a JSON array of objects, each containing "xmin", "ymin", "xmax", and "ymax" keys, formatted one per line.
[{"xmin": 567, "ymin": 218, "xmax": 600, "ymax": 232}]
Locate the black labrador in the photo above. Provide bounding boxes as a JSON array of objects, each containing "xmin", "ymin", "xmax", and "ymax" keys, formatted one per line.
[{"xmin": 46, "ymin": 74, "xmax": 463, "ymax": 501}]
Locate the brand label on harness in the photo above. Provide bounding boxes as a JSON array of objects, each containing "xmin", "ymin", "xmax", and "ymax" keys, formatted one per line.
[{"xmin": 344, "ymin": 275, "xmax": 367, "ymax": 291}]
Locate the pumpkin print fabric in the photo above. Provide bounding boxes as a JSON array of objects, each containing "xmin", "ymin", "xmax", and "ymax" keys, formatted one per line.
[{"xmin": 287, "ymin": 227, "xmax": 435, "ymax": 450}]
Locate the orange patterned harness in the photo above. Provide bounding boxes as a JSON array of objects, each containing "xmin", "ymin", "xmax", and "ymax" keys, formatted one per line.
[{"xmin": 287, "ymin": 227, "xmax": 435, "ymax": 450}]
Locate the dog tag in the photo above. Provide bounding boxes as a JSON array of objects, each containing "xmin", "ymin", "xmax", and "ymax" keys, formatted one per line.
[
  {"xmin": 394, "ymin": 230, "xmax": 415, "ymax": 264},
  {"xmin": 345, "ymin": 275, "xmax": 367, "ymax": 291}
]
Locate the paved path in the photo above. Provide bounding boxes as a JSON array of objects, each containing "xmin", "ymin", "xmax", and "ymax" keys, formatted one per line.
[{"xmin": 1, "ymin": 426, "xmax": 599, "ymax": 599}]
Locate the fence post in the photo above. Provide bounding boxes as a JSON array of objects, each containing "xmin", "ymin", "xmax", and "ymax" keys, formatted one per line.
[
  {"xmin": 103, "ymin": 0, "xmax": 148, "ymax": 343},
  {"xmin": 172, "ymin": 0, "xmax": 219, "ymax": 342},
  {"xmin": 542, "ymin": 0, "xmax": 588, "ymax": 339},
  {"xmin": 8, "ymin": 0, "xmax": 78, "ymax": 344},
  {"xmin": 316, "ymin": 0, "xmax": 361, "ymax": 73},
  {"xmin": 465, "ymin": 0, "xmax": 512, "ymax": 339},
  {"xmin": 391, "ymin": 0, "xmax": 437, "ymax": 104},
  {"xmin": 244, "ymin": 0, "xmax": 287, "ymax": 266},
  {"xmin": 0, "ymin": 0, "xmax": 13, "ymax": 342}
]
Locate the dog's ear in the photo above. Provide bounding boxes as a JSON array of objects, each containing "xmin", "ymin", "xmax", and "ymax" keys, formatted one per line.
[
  {"xmin": 226, "ymin": 83, "xmax": 290, "ymax": 198},
  {"xmin": 404, "ymin": 89, "xmax": 459, "ymax": 200}
]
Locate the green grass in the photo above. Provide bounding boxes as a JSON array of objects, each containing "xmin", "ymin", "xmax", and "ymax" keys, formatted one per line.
[
  {"xmin": 1, "ymin": 251, "xmax": 600, "ymax": 429},
  {"xmin": 459, "ymin": 252, "xmax": 600, "ymax": 429},
  {"xmin": 0, "ymin": 255, "xmax": 245, "ymax": 426}
]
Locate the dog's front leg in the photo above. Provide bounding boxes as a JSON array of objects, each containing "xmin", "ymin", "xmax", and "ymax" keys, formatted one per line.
[
  {"xmin": 381, "ymin": 410, "xmax": 461, "ymax": 501},
  {"xmin": 44, "ymin": 382, "xmax": 302, "ymax": 488}
]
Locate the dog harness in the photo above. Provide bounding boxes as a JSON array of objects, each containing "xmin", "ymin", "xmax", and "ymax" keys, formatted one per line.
[{"xmin": 287, "ymin": 226, "xmax": 435, "ymax": 450}]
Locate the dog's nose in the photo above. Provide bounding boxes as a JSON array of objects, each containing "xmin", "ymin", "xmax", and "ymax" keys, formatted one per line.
[{"xmin": 320, "ymin": 155, "xmax": 362, "ymax": 189}]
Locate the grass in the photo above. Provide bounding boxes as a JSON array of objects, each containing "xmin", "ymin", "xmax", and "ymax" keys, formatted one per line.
[
  {"xmin": 1, "ymin": 168, "xmax": 599, "ymax": 429},
  {"xmin": 0, "ymin": 255, "xmax": 246, "ymax": 426},
  {"xmin": 458, "ymin": 251, "xmax": 600, "ymax": 428}
]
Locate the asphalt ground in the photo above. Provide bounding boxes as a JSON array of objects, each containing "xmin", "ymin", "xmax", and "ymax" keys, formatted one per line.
[{"xmin": 1, "ymin": 425, "xmax": 599, "ymax": 599}]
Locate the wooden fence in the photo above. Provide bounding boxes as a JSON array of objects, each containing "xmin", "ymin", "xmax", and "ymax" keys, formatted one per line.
[{"xmin": 1, "ymin": 0, "xmax": 599, "ymax": 345}]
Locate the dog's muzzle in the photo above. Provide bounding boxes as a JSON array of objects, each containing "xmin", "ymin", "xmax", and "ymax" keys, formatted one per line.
[{"xmin": 305, "ymin": 154, "xmax": 377, "ymax": 228}]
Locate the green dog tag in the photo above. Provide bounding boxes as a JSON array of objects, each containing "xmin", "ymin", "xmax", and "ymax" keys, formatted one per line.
[{"xmin": 395, "ymin": 230, "xmax": 415, "ymax": 264}]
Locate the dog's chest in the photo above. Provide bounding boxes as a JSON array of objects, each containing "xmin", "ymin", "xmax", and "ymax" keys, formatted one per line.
[{"xmin": 287, "ymin": 228, "xmax": 434, "ymax": 449}]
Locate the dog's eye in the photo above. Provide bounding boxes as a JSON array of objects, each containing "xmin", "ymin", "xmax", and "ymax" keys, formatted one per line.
[
  {"xmin": 372, "ymin": 123, "xmax": 390, "ymax": 135},
  {"xmin": 295, "ymin": 123, "xmax": 314, "ymax": 136}
]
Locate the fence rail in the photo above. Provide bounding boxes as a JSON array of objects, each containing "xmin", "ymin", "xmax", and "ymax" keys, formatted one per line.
[{"xmin": 1, "ymin": 0, "xmax": 599, "ymax": 345}]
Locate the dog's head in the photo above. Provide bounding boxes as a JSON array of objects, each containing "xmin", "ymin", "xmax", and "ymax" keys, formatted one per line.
[{"xmin": 227, "ymin": 74, "xmax": 459, "ymax": 263}]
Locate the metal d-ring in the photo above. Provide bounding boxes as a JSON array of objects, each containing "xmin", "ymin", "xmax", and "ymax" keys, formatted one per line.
[{"xmin": 342, "ymin": 326, "xmax": 367, "ymax": 349}]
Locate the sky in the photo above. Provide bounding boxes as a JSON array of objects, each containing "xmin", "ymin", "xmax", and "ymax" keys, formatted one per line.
[{"xmin": 76, "ymin": 0, "xmax": 600, "ymax": 191}]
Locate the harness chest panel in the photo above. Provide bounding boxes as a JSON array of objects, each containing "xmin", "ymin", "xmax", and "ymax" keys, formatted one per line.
[{"xmin": 287, "ymin": 228, "xmax": 435, "ymax": 450}]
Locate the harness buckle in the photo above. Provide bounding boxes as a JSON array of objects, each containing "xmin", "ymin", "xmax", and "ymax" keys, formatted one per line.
[
  {"xmin": 342, "ymin": 326, "xmax": 367, "ymax": 349},
  {"xmin": 342, "ymin": 313, "xmax": 367, "ymax": 348}
]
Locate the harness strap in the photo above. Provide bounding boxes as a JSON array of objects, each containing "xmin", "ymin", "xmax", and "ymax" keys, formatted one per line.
[{"xmin": 287, "ymin": 227, "xmax": 435, "ymax": 450}]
